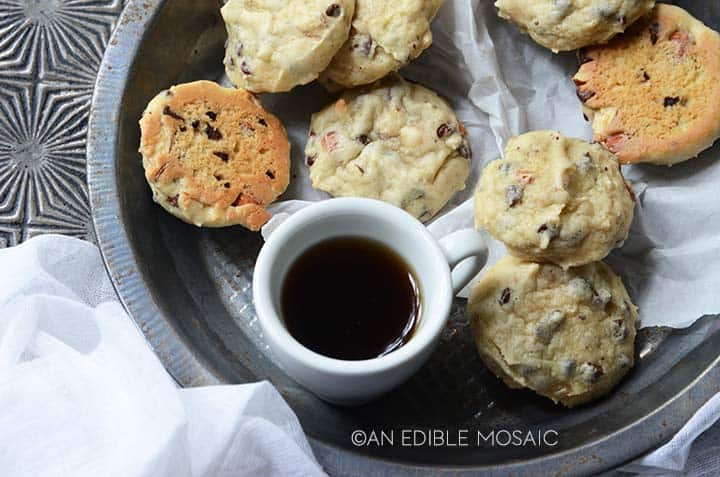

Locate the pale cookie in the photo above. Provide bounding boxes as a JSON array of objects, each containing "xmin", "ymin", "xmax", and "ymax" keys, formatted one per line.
[
  {"xmin": 305, "ymin": 74, "xmax": 471, "ymax": 221},
  {"xmin": 468, "ymin": 256, "xmax": 638, "ymax": 407},
  {"xmin": 320, "ymin": 0, "xmax": 444, "ymax": 90},
  {"xmin": 139, "ymin": 81, "xmax": 290, "ymax": 230},
  {"xmin": 474, "ymin": 131, "xmax": 634, "ymax": 268},
  {"xmin": 222, "ymin": 0, "xmax": 355, "ymax": 93},
  {"xmin": 573, "ymin": 4, "xmax": 720, "ymax": 165},
  {"xmin": 495, "ymin": 0, "xmax": 655, "ymax": 52}
]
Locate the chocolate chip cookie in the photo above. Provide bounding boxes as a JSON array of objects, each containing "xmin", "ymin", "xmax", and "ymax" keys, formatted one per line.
[
  {"xmin": 474, "ymin": 131, "xmax": 634, "ymax": 268},
  {"xmin": 305, "ymin": 74, "xmax": 471, "ymax": 222},
  {"xmin": 495, "ymin": 0, "xmax": 655, "ymax": 52},
  {"xmin": 573, "ymin": 4, "xmax": 720, "ymax": 165},
  {"xmin": 139, "ymin": 81, "xmax": 290, "ymax": 230},
  {"xmin": 222, "ymin": 0, "xmax": 354, "ymax": 93},
  {"xmin": 319, "ymin": 0, "xmax": 444, "ymax": 90},
  {"xmin": 468, "ymin": 255, "xmax": 638, "ymax": 407}
]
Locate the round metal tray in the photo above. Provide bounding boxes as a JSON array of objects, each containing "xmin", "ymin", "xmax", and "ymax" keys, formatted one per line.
[{"xmin": 87, "ymin": 1, "xmax": 720, "ymax": 475}]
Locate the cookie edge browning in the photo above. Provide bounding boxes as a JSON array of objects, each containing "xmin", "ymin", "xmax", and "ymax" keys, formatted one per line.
[
  {"xmin": 574, "ymin": 4, "xmax": 720, "ymax": 165},
  {"xmin": 467, "ymin": 257, "xmax": 637, "ymax": 407},
  {"xmin": 139, "ymin": 80, "xmax": 290, "ymax": 230}
]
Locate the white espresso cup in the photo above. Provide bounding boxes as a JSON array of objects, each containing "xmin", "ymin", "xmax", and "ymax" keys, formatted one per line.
[{"xmin": 253, "ymin": 198, "xmax": 488, "ymax": 405}]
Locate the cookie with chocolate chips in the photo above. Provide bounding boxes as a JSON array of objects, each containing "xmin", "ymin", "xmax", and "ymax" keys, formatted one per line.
[
  {"xmin": 474, "ymin": 131, "xmax": 634, "ymax": 268},
  {"xmin": 222, "ymin": 0, "xmax": 354, "ymax": 93},
  {"xmin": 305, "ymin": 74, "xmax": 471, "ymax": 222},
  {"xmin": 573, "ymin": 4, "xmax": 720, "ymax": 165},
  {"xmin": 495, "ymin": 0, "xmax": 655, "ymax": 52},
  {"xmin": 319, "ymin": 0, "xmax": 444, "ymax": 90},
  {"xmin": 467, "ymin": 255, "xmax": 638, "ymax": 407},
  {"xmin": 139, "ymin": 81, "xmax": 290, "ymax": 230}
]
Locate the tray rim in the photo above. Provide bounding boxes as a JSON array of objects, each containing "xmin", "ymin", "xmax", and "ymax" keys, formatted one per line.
[{"xmin": 86, "ymin": 1, "xmax": 720, "ymax": 475}]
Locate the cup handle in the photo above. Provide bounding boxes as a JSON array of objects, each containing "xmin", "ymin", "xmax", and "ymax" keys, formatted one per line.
[{"xmin": 438, "ymin": 229, "xmax": 488, "ymax": 295}]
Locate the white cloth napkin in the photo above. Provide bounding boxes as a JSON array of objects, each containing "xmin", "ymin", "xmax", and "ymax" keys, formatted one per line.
[
  {"xmin": 0, "ymin": 234, "xmax": 717, "ymax": 476},
  {"xmin": 0, "ymin": 235, "xmax": 326, "ymax": 477}
]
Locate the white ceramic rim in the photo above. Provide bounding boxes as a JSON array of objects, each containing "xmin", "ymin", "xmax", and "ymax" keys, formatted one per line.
[{"xmin": 252, "ymin": 197, "xmax": 453, "ymax": 376}]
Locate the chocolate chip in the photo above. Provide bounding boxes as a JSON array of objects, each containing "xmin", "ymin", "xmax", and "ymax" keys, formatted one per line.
[
  {"xmin": 165, "ymin": 90, "xmax": 173, "ymax": 97},
  {"xmin": 306, "ymin": 154, "xmax": 317, "ymax": 166},
  {"xmin": 577, "ymin": 314, "xmax": 587, "ymax": 321},
  {"xmin": 258, "ymin": 118, "xmax": 268, "ymax": 127},
  {"xmin": 224, "ymin": 182, "xmax": 231, "ymax": 188},
  {"xmin": 649, "ymin": 22, "xmax": 660, "ymax": 45},
  {"xmin": 265, "ymin": 170, "xmax": 275, "ymax": 179},
  {"xmin": 642, "ymin": 71, "xmax": 650, "ymax": 82},
  {"xmin": 577, "ymin": 48, "xmax": 593, "ymax": 65},
  {"xmin": 356, "ymin": 165, "xmax": 365, "ymax": 174},
  {"xmin": 583, "ymin": 113, "xmax": 589, "ymax": 121},
  {"xmin": 241, "ymin": 61, "xmax": 252, "ymax": 75},
  {"xmin": 236, "ymin": 43, "xmax": 244, "ymax": 57},
  {"xmin": 506, "ymin": 184, "xmax": 524, "ymax": 207},
  {"xmin": 537, "ymin": 223, "xmax": 548, "ymax": 233},
  {"xmin": 457, "ymin": 142, "xmax": 472, "ymax": 159},
  {"xmin": 206, "ymin": 111, "xmax": 217, "ymax": 121},
  {"xmin": 179, "ymin": 126, "xmax": 187, "ymax": 132},
  {"xmin": 437, "ymin": 123, "xmax": 454, "ymax": 138},
  {"xmin": 213, "ymin": 151, "xmax": 229, "ymax": 162},
  {"xmin": 499, "ymin": 287, "xmax": 511, "ymax": 305},
  {"xmin": 206, "ymin": 125, "xmax": 223, "ymax": 140},
  {"xmin": 576, "ymin": 89, "xmax": 596, "ymax": 103},
  {"xmin": 191, "ymin": 120, "xmax": 200, "ymax": 130},
  {"xmin": 162, "ymin": 106, "xmax": 184, "ymax": 121},
  {"xmin": 664, "ymin": 96, "xmax": 681, "ymax": 107},
  {"xmin": 325, "ymin": 3, "xmax": 341, "ymax": 17},
  {"xmin": 167, "ymin": 195, "xmax": 179, "ymax": 207},
  {"xmin": 357, "ymin": 134, "xmax": 370, "ymax": 145}
]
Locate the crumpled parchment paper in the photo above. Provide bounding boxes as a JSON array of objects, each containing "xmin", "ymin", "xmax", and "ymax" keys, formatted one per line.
[{"xmin": 253, "ymin": 0, "xmax": 720, "ymax": 329}]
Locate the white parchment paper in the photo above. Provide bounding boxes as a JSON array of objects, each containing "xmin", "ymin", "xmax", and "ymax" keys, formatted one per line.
[{"xmin": 257, "ymin": 0, "xmax": 720, "ymax": 329}]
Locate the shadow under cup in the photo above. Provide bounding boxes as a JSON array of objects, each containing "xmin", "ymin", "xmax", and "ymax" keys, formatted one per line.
[{"xmin": 254, "ymin": 198, "xmax": 455, "ymax": 404}]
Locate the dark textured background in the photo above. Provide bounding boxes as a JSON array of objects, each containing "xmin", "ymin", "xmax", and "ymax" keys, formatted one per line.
[{"xmin": 0, "ymin": 0, "xmax": 126, "ymax": 247}]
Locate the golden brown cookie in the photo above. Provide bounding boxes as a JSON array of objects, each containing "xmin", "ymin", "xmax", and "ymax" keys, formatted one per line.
[
  {"xmin": 468, "ymin": 256, "xmax": 638, "ymax": 407},
  {"xmin": 139, "ymin": 81, "xmax": 290, "ymax": 230},
  {"xmin": 573, "ymin": 4, "xmax": 720, "ymax": 165}
]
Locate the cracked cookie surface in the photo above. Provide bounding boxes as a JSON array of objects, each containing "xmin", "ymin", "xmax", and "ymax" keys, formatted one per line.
[
  {"xmin": 573, "ymin": 4, "xmax": 720, "ymax": 165},
  {"xmin": 305, "ymin": 74, "xmax": 471, "ymax": 221},
  {"xmin": 222, "ymin": 0, "xmax": 354, "ymax": 93},
  {"xmin": 468, "ymin": 255, "xmax": 638, "ymax": 407},
  {"xmin": 139, "ymin": 81, "xmax": 290, "ymax": 230},
  {"xmin": 319, "ymin": 0, "xmax": 444, "ymax": 90},
  {"xmin": 495, "ymin": 0, "xmax": 655, "ymax": 52},
  {"xmin": 474, "ymin": 131, "xmax": 634, "ymax": 268}
]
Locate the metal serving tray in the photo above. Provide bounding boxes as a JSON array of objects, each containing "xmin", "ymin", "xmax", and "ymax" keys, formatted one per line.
[{"xmin": 87, "ymin": 1, "xmax": 720, "ymax": 475}]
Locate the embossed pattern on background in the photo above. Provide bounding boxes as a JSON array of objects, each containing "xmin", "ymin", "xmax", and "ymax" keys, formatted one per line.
[{"xmin": 0, "ymin": 0, "xmax": 126, "ymax": 247}]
